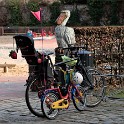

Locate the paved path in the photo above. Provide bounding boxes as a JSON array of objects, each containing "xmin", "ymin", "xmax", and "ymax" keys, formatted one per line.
[{"xmin": 0, "ymin": 80, "xmax": 124, "ymax": 124}]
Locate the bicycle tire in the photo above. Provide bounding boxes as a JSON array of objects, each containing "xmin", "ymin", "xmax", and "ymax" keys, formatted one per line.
[
  {"xmin": 41, "ymin": 91, "xmax": 59, "ymax": 120},
  {"xmin": 85, "ymin": 68, "xmax": 105, "ymax": 107},
  {"xmin": 25, "ymin": 78, "xmax": 52, "ymax": 117},
  {"xmin": 72, "ymin": 85, "xmax": 86, "ymax": 111}
]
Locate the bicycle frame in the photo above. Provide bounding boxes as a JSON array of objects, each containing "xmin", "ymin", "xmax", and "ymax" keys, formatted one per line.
[{"xmin": 41, "ymin": 75, "xmax": 83, "ymax": 110}]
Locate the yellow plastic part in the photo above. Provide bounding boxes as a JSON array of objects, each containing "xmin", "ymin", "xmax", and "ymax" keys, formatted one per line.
[
  {"xmin": 51, "ymin": 99, "xmax": 69, "ymax": 109},
  {"xmin": 75, "ymin": 98, "xmax": 79, "ymax": 103}
]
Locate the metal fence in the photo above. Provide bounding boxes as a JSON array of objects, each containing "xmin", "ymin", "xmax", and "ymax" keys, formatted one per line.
[{"xmin": 0, "ymin": 26, "xmax": 55, "ymax": 35}]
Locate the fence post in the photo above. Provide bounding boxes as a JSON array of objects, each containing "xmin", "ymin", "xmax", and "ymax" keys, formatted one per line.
[{"xmin": 0, "ymin": 27, "xmax": 4, "ymax": 35}]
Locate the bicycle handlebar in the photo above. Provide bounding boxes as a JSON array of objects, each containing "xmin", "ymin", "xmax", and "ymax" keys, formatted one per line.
[
  {"xmin": 62, "ymin": 46, "xmax": 85, "ymax": 51},
  {"xmin": 39, "ymin": 51, "xmax": 54, "ymax": 56},
  {"xmin": 54, "ymin": 58, "xmax": 77, "ymax": 67}
]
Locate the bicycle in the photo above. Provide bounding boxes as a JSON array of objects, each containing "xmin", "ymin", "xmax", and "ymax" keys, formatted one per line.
[
  {"xmin": 61, "ymin": 46, "xmax": 106, "ymax": 107},
  {"xmin": 41, "ymin": 58, "xmax": 86, "ymax": 119},
  {"xmin": 13, "ymin": 34, "xmax": 56, "ymax": 117},
  {"xmin": 25, "ymin": 52, "xmax": 56, "ymax": 117},
  {"xmin": 40, "ymin": 46, "xmax": 106, "ymax": 119}
]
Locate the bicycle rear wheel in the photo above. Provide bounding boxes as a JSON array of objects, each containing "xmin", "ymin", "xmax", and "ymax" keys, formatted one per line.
[
  {"xmin": 85, "ymin": 68, "xmax": 105, "ymax": 107},
  {"xmin": 72, "ymin": 85, "xmax": 86, "ymax": 111},
  {"xmin": 41, "ymin": 92, "xmax": 59, "ymax": 120},
  {"xmin": 25, "ymin": 77, "xmax": 52, "ymax": 117}
]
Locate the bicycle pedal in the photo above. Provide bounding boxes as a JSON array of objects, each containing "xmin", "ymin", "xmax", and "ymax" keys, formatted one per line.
[{"xmin": 102, "ymin": 96, "xmax": 108, "ymax": 102}]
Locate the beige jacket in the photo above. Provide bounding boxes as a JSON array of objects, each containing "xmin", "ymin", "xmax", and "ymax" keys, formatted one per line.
[{"xmin": 55, "ymin": 25, "xmax": 76, "ymax": 48}]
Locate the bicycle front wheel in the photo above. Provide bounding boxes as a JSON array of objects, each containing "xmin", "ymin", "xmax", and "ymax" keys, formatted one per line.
[
  {"xmin": 72, "ymin": 85, "xmax": 86, "ymax": 111},
  {"xmin": 85, "ymin": 69, "xmax": 105, "ymax": 107},
  {"xmin": 41, "ymin": 92, "xmax": 59, "ymax": 120},
  {"xmin": 25, "ymin": 78, "xmax": 45, "ymax": 117}
]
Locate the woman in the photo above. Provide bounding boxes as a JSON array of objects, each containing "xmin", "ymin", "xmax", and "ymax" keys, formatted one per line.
[{"xmin": 55, "ymin": 10, "xmax": 76, "ymax": 48}]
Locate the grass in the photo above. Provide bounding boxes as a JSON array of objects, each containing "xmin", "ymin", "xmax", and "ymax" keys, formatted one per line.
[
  {"xmin": 105, "ymin": 87, "xmax": 124, "ymax": 99},
  {"xmin": 112, "ymin": 90, "xmax": 124, "ymax": 98}
]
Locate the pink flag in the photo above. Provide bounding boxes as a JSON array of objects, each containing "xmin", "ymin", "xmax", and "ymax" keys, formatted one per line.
[{"xmin": 31, "ymin": 8, "xmax": 42, "ymax": 22}]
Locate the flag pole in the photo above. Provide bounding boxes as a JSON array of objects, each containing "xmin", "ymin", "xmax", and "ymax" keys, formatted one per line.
[
  {"xmin": 40, "ymin": 8, "xmax": 46, "ymax": 87},
  {"xmin": 40, "ymin": 8, "xmax": 43, "ymax": 42}
]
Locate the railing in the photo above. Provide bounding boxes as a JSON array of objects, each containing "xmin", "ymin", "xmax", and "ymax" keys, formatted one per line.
[{"xmin": 0, "ymin": 26, "xmax": 55, "ymax": 36}]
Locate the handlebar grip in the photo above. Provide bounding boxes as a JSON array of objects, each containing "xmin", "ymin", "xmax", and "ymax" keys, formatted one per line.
[
  {"xmin": 41, "ymin": 52, "xmax": 54, "ymax": 56},
  {"xmin": 47, "ymin": 52, "xmax": 54, "ymax": 56},
  {"xmin": 54, "ymin": 58, "xmax": 77, "ymax": 66},
  {"xmin": 62, "ymin": 46, "xmax": 85, "ymax": 50}
]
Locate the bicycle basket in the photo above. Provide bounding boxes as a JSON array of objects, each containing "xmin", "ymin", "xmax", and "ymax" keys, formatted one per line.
[{"xmin": 61, "ymin": 55, "xmax": 77, "ymax": 66}]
